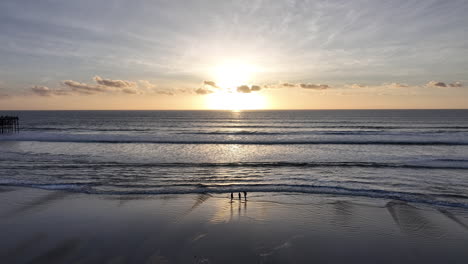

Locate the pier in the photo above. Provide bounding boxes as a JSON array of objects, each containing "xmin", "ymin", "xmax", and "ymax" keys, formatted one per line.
[{"xmin": 0, "ymin": 116, "xmax": 19, "ymax": 134}]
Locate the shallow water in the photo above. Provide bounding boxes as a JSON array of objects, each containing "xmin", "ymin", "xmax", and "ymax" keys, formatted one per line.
[{"xmin": 1, "ymin": 110, "xmax": 467, "ymax": 208}]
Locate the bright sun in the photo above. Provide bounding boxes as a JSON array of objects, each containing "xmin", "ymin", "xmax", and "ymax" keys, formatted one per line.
[
  {"xmin": 213, "ymin": 62, "xmax": 256, "ymax": 89},
  {"xmin": 206, "ymin": 61, "xmax": 267, "ymax": 110}
]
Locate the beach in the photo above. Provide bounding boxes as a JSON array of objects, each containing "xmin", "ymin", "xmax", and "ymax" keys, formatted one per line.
[{"xmin": 1, "ymin": 187, "xmax": 468, "ymax": 263}]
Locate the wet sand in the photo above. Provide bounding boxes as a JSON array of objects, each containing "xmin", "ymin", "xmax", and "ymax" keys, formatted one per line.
[{"xmin": 1, "ymin": 187, "xmax": 468, "ymax": 263}]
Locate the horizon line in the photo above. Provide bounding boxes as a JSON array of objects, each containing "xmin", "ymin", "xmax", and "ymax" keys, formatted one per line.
[{"xmin": 1, "ymin": 108, "xmax": 468, "ymax": 111}]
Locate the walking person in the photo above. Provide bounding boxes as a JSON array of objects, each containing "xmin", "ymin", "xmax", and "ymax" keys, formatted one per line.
[
  {"xmin": 238, "ymin": 192, "xmax": 241, "ymax": 200},
  {"xmin": 243, "ymin": 191, "xmax": 247, "ymax": 200}
]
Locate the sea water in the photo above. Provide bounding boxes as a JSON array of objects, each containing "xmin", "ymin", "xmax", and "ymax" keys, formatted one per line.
[{"xmin": 0, "ymin": 110, "xmax": 467, "ymax": 208}]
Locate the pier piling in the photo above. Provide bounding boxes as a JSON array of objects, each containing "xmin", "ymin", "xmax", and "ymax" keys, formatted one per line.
[{"xmin": 0, "ymin": 116, "xmax": 20, "ymax": 134}]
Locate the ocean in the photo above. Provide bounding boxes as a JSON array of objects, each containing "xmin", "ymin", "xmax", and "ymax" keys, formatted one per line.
[{"xmin": 1, "ymin": 110, "xmax": 467, "ymax": 208}]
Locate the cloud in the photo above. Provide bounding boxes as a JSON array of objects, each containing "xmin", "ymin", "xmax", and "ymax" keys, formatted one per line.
[
  {"xmin": 62, "ymin": 80, "xmax": 107, "ymax": 94},
  {"xmin": 236, "ymin": 85, "xmax": 262, "ymax": 93},
  {"xmin": 139, "ymin": 80, "xmax": 176, "ymax": 95},
  {"xmin": 449, "ymin": 82, "xmax": 463, "ymax": 87},
  {"xmin": 93, "ymin": 76, "xmax": 136, "ymax": 88},
  {"xmin": 426, "ymin": 81, "xmax": 463, "ymax": 88},
  {"xmin": 31, "ymin": 86, "xmax": 52, "ymax": 96},
  {"xmin": 251, "ymin": 85, "xmax": 261, "ymax": 91},
  {"xmin": 155, "ymin": 90, "xmax": 175, "ymax": 96},
  {"xmin": 30, "ymin": 77, "xmax": 180, "ymax": 97},
  {"xmin": 203, "ymin": 81, "xmax": 218, "ymax": 88},
  {"xmin": 263, "ymin": 82, "xmax": 330, "ymax": 90},
  {"xmin": 282, "ymin": 83, "xmax": 296, "ymax": 87},
  {"xmin": 350, "ymin": 84, "xmax": 367, "ymax": 88},
  {"xmin": 387, "ymin": 83, "xmax": 409, "ymax": 88},
  {"xmin": 299, "ymin": 83, "xmax": 330, "ymax": 90},
  {"xmin": 122, "ymin": 88, "xmax": 138, "ymax": 94},
  {"xmin": 237, "ymin": 85, "xmax": 252, "ymax": 93},
  {"xmin": 31, "ymin": 86, "xmax": 68, "ymax": 96},
  {"xmin": 195, "ymin": 88, "xmax": 214, "ymax": 95},
  {"xmin": 63, "ymin": 76, "xmax": 138, "ymax": 95},
  {"xmin": 139, "ymin": 80, "xmax": 157, "ymax": 89},
  {"xmin": 427, "ymin": 81, "xmax": 447, "ymax": 87}
]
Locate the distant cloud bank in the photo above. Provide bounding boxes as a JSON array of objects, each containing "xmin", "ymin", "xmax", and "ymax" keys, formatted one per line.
[
  {"xmin": 30, "ymin": 76, "xmax": 175, "ymax": 97},
  {"xmin": 195, "ymin": 88, "xmax": 214, "ymax": 95},
  {"xmin": 427, "ymin": 81, "xmax": 463, "ymax": 88},
  {"xmin": 236, "ymin": 85, "xmax": 262, "ymax": 93},
  {"xmin": 26, "ymin": 77, "xmax": 465, "ymax": 98},
  {"xmin": 299, "ymin": 83, "xmax": 330, "ymax": 90}
]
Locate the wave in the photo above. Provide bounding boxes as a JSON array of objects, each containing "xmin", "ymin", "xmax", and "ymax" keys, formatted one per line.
[
  {"xmin": 179, "ymin": 131, "xmax": 286, "ymax": 135},
  {"xmin": 2, "ymin": 181, "xmax": 468, "ymax": 209},
  {"xmin": 20, "ymin": 161, "xmax": 468, "ymax": 170},
  {"xmin": 2, "ymin": 133, "xmax": 468, "ymax": 145},
  {"xmin": 20, "ymin": 125, "xmax": 468, "ymax": 131},
  {"xmin": 23, "ymin": 127, "xmax": 153, "ymax": 132},
  {"xmin": 210, "ymin": 125, "xmax": 468, "ymax": 130}
]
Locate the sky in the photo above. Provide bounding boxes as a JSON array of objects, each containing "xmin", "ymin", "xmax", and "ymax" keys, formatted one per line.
[{"xmin": 0, "ymin": 0, "xmax": 467, "ymax": 110}]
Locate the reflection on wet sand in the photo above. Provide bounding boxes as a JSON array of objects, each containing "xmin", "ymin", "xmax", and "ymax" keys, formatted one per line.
[
  {"xmin": 0, "ymin": 186, "xmax": 16, "ymax": 193},
  {"xmin": 145, "ymin": 250, "xmax": 170, "ymax": 264},
  {"xmin": 5, "ymin": 191, "xmax": 70, "ymax": 217},
  {"xmin": 2, "ymin": 189, "xmax": 468, "ymax": 263},
  {"xmin": 438, "ymin": 208, "xmax": 468, "ymax": 231},
  {"xmin": 177, "ymin": 193, "xmax": 212, "ymax": 221},
  {"xmin": 259, "ymin": 234, "xmax": 303, "ymax": 262},
  {"xmin": 386, "ymin": 201, "xmax": 443, "ymax": 237},
  {"xmin": 103, "ymin": 194, "xmax": 182, "ymax": 207},
  {"xmin": 331, "ymin": 200, "xmax": 354, "ymax": 227},
  {"xmin": 210, "ymin": 197, "xmax": 248, "ymax": 224},
  {"xmin": 27, "ymin": 238, "xmax": 80, "ymax": 264},
  {"xmin": 1, "ymin": 233, "xmax": 47, "ymax": 262}
]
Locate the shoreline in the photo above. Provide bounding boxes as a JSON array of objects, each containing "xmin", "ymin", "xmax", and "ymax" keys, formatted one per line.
[
  {"xmin": 2, "ymin": 183, "xmax": 468, "ymax": 210},
  {"xmin": 1, "ymin": 187, "xmax": 468, "ymax": 263}
]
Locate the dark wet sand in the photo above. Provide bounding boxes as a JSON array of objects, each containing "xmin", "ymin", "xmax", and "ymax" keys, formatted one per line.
[{"xmin": 1, "ymin": 187, "xmax": 468, "ymax": 264}]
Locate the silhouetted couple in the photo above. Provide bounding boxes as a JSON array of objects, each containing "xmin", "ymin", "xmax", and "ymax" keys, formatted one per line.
[{"xmin": 231, "ymin": 192, "xmax": 247, "ymax": 201}]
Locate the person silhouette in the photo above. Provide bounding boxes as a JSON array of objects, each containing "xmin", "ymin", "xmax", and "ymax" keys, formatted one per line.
[
  {"xmin": 238, "ymin": 192, "xmax": 241, "ymax": 200},
  {"xmin": 243, "ymin": 191, "xmax": 247, "ymax": 200},
  {"xmin": 230, "ymin": 192, "xmax": 233, "ymax": 201}
]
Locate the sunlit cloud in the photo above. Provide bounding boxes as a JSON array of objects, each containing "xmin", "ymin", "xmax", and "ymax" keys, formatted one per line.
[
  {"xmin": 195, "ymin": 87, "xmax": 215, "ymax": 95},
  {"xmin": 138, "ymin": 80, "xmax": 176, "ymax": 95},
  {"xmin": 93, "ymin": 76, "xmax": 136, "ymax": 88},
  {"xmin": 62, "ymin": 80, "xmax": 107, "ymax": 94},
  {"xmin": 121, "ymin": 88, "xmax": 138, "ymax": 94},
  {"xmin": 349, "ymin": 84, "xmax": 367, "ymax": 89},
  {"xmin": 300, "ymin": 84, "xmax": 330, "ymax": 90},
  {"xmin": 31, "ymin": 85, "xmax": 52, "ymax": 96},
  {"xmin": 426, "ymin": 81, "xmax": 463, "ymax": 88},
  {"xmin": 236, "ymin": 85, "xmax": 262, "ymax": 93},
  {"xmin": 449, "ymin": 82, "xmax": 463, "ymax": 88},
  {"xmin": 427, "ymin": 81, "xmax": 447, "ymax": 88},
  {"xmin": 251, "ymin": 85, "xmax": 261, "ymax": 91},
  {"xmin": 31, "ymin": 86, "xmax": 69, "ymax": 96},
  {"xmin": 236, "ymin": 85, "xmax": 250, "ymax": 93},
  {"xmin": 27, "ymin": 77, "xmax": 181, "ymax": 97},
  {"xmin": 386, "ymin": 83, "xmax": 409, "ymax": 88},
  {"xmin": 203, "ymin": 81, "xmax": 219, "ymax": 88},
  {"xmin": 263, "ymin": 82, "xmax": 330, "ymax": 89}
]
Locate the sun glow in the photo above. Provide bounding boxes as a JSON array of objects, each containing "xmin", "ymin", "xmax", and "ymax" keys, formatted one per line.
[
  {"xmin": 205, "ymin": 61, "xmax": 267, "ymax": 110},
  {"xmin": 206, "ymin": 91, "xmax": 267, "ymax": 110},
  {"xmin": 212, "ymin": 61, "xmax": 258, "ymax": 89}
]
